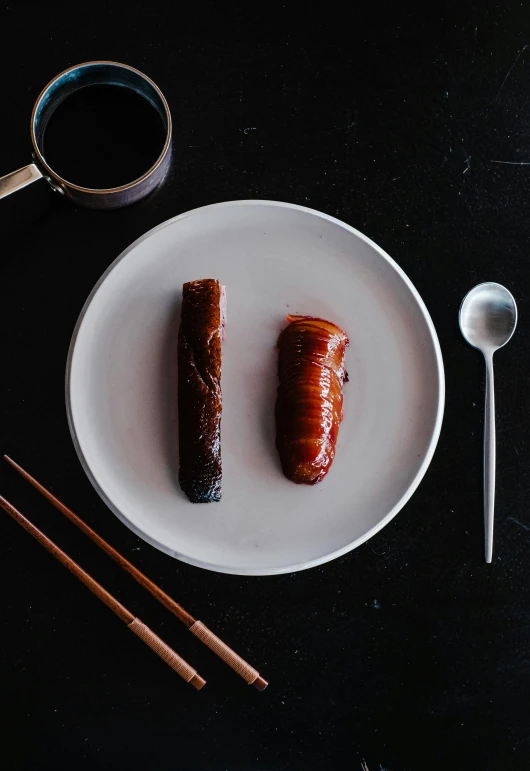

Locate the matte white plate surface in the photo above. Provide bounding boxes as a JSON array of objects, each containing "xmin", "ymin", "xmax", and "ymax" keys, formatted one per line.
[{"xmin": 67, "ymin": 200, "xmax": 444, "ymax": 575}]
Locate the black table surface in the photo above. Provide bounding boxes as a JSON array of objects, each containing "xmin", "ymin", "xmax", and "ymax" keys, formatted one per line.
[{"xmin": 2, "ymin": 3, "xmax": 530, "ymax": 770}]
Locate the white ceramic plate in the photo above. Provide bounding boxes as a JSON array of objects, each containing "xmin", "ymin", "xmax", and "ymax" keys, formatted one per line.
[{"xmin": 67, "ymin": 200, "xmax": 444, "ymax": 575}]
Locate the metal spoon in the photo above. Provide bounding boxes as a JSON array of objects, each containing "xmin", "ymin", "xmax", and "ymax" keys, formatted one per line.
[{"xmin": 459, "ymin": 282, "xmax": 517, "ymax": 563}]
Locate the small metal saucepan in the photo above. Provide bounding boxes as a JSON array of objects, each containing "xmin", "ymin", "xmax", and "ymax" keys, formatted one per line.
[{"xmin": 0, "ymin": 61, "xmax": 172, "ymax": 210}]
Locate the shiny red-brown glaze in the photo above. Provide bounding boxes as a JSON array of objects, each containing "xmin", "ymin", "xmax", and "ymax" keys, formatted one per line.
[
  {"xmin": 276, "ymin": 314, "xmax": 349, "ymax": 485},
  {"xmin": 178, "ymin": 279, "xmax": 222, "ymax": 503}
]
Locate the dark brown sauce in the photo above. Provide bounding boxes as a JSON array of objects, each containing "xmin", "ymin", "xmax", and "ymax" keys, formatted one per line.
[
  {"xmin": 42, "ymin": 84, "xmax": 166, "ymax": 189},
  {"xmin": 276, "ymin": 316, "xmax": 349, "ymax": 485}
]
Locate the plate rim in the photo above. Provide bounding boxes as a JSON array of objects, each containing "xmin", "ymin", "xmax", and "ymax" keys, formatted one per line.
[{"xmin": 66, "ymin": 199, "xmax": 445, "ymax": 576}]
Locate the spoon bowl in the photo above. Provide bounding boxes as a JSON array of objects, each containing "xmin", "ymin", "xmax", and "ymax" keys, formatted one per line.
[{"xmin": 459, "ymin": 282, "xmax": 517, "ymax": 354}]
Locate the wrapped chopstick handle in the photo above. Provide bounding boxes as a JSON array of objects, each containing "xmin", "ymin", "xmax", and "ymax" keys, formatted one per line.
[
  {"xmin": 190, "ymin": 620, "xmax": 267, "ymax": 690},
  {"xmin": 128, "ymin": 618, "xmax": 205, "ymax": 690}
]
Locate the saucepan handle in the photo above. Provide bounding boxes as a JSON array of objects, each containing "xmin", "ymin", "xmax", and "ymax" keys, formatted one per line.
[{"xmin": 0, "ymin": 163, "xmax": 43, "ymax": 200}]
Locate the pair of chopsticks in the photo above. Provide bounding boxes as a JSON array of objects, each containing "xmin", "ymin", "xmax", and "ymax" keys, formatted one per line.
[{"xmin": 1, "ymin": 455, "xmax": 267, "ymax": 692}]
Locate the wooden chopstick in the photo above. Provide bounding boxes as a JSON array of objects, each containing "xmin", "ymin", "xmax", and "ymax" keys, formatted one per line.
[
  {"xmin": 0, "ymin": 494, "xmax": 206, "ymax": 690},
  {"xmin": 4, "ymin": 455, "xmax": 268, "ymax": 691}
]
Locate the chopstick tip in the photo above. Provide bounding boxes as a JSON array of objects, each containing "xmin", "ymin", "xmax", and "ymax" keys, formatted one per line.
[
  {"xmin": 190, "ymin": 673, "xmax": 207, "ymax": 690},
  {"xmin": 253, "ymin": 675, "xmax": 269, "ymax": 691}
]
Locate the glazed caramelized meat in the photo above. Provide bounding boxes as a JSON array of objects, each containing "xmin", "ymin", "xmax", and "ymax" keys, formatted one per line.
[
  {"xmin": 178, "ymin": 279, "xmax": 225, "ymax": 502},
  {"xmin": 275, "ymin": 314, "xmax": 348, "ymax": 485}
]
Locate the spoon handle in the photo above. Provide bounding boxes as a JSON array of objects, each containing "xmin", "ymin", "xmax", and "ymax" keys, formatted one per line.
[{"xmin": 484, "ymin": 354, "xmax": 496, "ymax": 563}]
